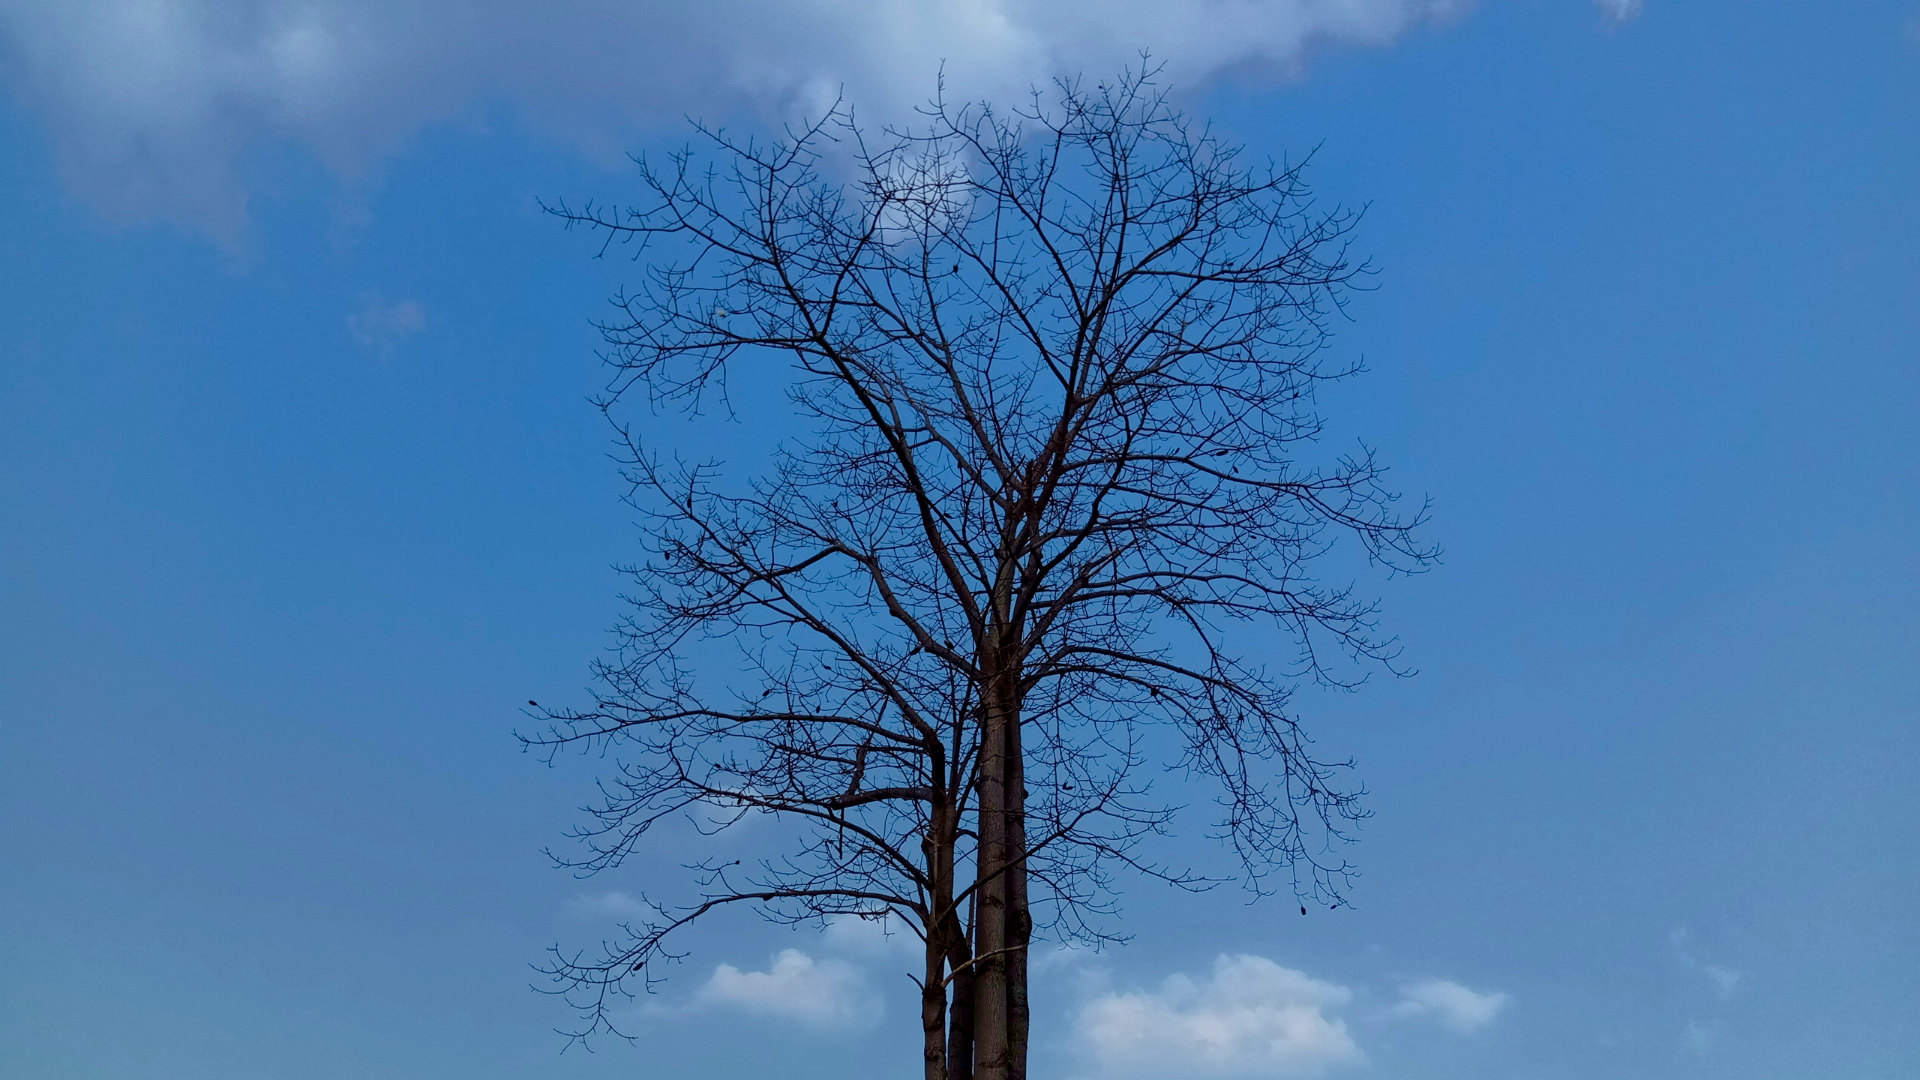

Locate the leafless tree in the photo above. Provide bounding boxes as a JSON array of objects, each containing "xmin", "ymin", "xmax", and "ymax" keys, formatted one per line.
[{"xmin": 524, "ymin": 67, "xmax": 1433, "ymax": 1080}]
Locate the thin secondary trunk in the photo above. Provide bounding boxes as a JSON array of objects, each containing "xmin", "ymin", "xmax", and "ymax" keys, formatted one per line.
[
  {"xmin": 945, "ymin": 908, "xmax": 976, "ymax": 1080},
  {"xmin": 938, "ymin": 794, "xmax": 975, "ymax": 1080},
  {"xmin": 925, "ymin": 802, "xmax": 959, "ymax": 1080},
  {"xmin": 923, "ymin": 933, "xmax": 948, "ymax": 1080}
]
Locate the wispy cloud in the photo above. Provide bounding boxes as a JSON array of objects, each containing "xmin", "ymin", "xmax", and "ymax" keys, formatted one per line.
[
  {"xmin": 1387, "ymin": 978, "xmax": 1509, "ymax": 1032},
  {"xmin": 1683, "ymin": 1018, "xmax": 1716, "ymax": 1053},
  {"xmin": 1594, "ymin": 0, "xmax": 1645, "ymax": 25},
  {"xmin": 0, "ymin": 0, "xmax": 1468, "ymax": 239},
  {"xmin": 1076, "ymin": 954, "xmax": 1363, "ymax": 1078},
  {"xmin": 346, "ymin": 295, "xmax": 425, "ymax": 348},
  {"xmin": 1700, "ymin": 964, "xmax": 1743, "ymax": 998},
  {"xmin": 697, "ymin": 948, "xmax": 878, "ymax": 1028},
  {"xmin": 563, "ymin": 890, "xmax": 657, "ymax": 924},
  {"xmin": 1670, "ymin": 928, "xmax": 1744, "ymax": 999}
]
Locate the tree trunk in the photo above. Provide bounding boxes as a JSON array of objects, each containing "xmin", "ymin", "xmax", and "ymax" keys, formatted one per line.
[
  {"xmin": 926, "ymin": 800, "xmax": 960, "ymax": 1080},
  {"xmin": 945, "ymin": 913, "xmax": 976, "ymax": 1080},
  {"xmin": 923, "ymin": 933, "xmax": 949, "ymax": 1080},
  {"xmin": 970, "ymin": 666, "xmax": 1012, "ymax": 1080},
  {"xmin": 939, "ymin": 796, "xmax": 975, "ymax": 1080},
  {"xmin": 1004, "ymin": 705, "xmax": 1030, "ymax": 1080},
  {"xmin": 973, "ymin": 629, "xmax": 1031, "ymax": 1080}
]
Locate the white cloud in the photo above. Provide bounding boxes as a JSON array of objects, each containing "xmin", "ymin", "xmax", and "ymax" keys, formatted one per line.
[
  {"xmin": 346, "ymin": 295, "xmax": 425, "ymax": 347},
  {"xmin": 1077, "ymin": 954, "xmax": 1363, "ymax": 1078},
  {"xmin": 1388, "ymin": 978, "xmax": 1508, "ymax": 1032},
  {"xmin": 0, "ymin": 0, "xmax": 1467, "ymax": 239},
  {"xmin": 697, "ymin": 948, "xmax": 878, "ymax": 1028},
  {"xmin": 1593, "ymin": 0, "xmax": 1643, "ymax": 24}
]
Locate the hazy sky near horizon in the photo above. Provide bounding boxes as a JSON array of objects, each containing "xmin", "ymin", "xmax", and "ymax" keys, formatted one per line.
[{"xmin": 3, "ymin": 3, "xmax": 1917, "ymax": 1079}]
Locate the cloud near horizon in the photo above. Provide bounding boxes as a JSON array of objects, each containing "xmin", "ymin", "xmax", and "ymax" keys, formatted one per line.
[
  {"xmin": 697, "ymin": 948, "xmax": 879, "ymax": 1028},
  {"xmin": 1076, "ymin": 954, "xmax": 1364, "ymax": 1078},
  {"xmin": 0, "ymin": 0, "xmax": 1468, "ymax": 239}
]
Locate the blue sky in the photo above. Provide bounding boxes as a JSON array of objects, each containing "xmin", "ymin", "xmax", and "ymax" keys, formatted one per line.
[{"xmin": 2, "ymin": 2, "xmax": 1916, "ymax": 1078}]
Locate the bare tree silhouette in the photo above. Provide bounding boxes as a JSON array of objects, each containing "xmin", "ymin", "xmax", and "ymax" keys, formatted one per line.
[{"xmin": 525, "ymin": 67, "xmax": 1433, "ymax": 1080}]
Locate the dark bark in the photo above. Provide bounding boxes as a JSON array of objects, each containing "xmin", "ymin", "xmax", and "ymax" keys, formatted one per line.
[
  {"xmin": 944, "ymin": 924, "xmax": 976, "ymax": 1080},
  {"xmin": 1004, "ymin": 708, "xmax": 1030, "ymax": 1080},
  {"xmin": 925, "ymin": 799, "xmax": 960, "ymax": 1080},
  {"xmin": 971, "ymin": 649, "xmax": 1015, "ymax": 1080},
  {"xmin": 923, "ymin": 932, "xmax": 949, "ymax": 1080}
]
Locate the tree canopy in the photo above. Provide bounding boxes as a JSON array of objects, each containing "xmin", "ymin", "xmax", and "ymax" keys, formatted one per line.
[{"xmin": 527, "ymin": 68, "xmax": 1433, "ymax": 1080}]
